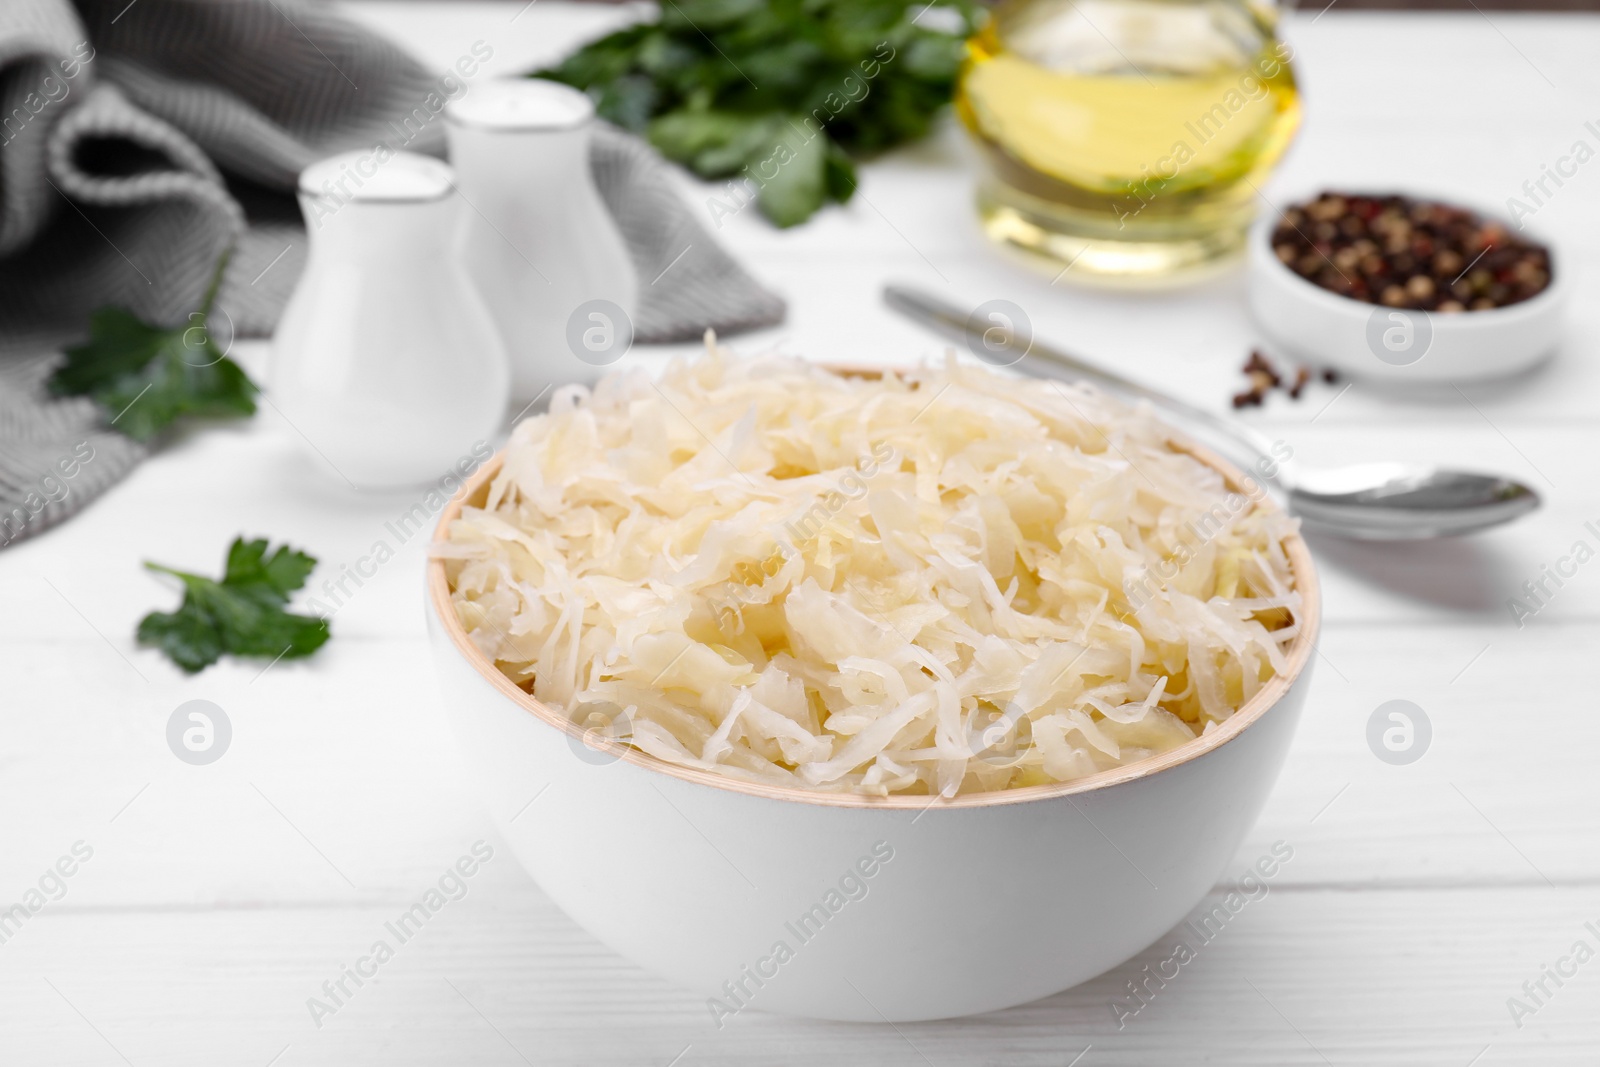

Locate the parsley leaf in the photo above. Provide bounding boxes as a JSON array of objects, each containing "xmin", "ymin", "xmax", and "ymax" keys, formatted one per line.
[
  {"xmin": 49, "ymin": 253, "xmax": 258, "ymax": 442},
  {"xmin": 138, "ymin": 538, "xmax": 330, "ymax": 674},
  {"xmin": 756, "ymin": 125, "xmax": 829, "ymax": 228},
  {"xmin": 536, "ymin": 0, "xmax": 978, "ymax": 226}
]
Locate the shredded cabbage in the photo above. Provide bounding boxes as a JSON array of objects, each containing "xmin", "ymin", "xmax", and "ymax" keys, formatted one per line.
[{"xmin": 438, "ymin": 339, "xmax": 1301, "ymax": 796}]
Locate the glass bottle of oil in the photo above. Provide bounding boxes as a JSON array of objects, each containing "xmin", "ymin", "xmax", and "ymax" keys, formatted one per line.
[{"xmin": 957, "ymin": 0, "xmax": 1301, "ymax": 281}]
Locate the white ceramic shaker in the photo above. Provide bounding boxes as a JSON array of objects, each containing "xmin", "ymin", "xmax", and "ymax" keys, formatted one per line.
[
  {"xmin": 270, "ymin": 151, "xmax": 509, "ymax": 489},
  {"xmin": 445, "ymin": 79, "xmax": 638, "ymax": 403}
]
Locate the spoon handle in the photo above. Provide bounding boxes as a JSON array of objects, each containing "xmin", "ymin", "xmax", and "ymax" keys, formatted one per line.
[{"xmin": 882, "ymin": 284, "xmax": 1287, "ymax": 482}]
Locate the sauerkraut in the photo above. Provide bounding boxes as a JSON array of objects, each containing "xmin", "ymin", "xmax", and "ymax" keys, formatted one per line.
[{"xmin": 437, "ymin": 340, "xmax": 1301, "ymax": 796}]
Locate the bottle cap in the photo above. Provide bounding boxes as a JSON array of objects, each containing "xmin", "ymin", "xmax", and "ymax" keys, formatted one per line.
[
  {"xmin": 444, "ymin": 78, "xmax": 594, "ymax": 132},
  {"xmin": 298, "ymin": 151, "xmax": 456, "ymax": 203}
]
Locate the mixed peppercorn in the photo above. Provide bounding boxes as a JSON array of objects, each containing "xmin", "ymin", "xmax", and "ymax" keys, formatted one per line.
[
  {"xmin": 1233, "ymin": 349, "xmax": 1336, "ymax": 409},
  {"xmin": 1272, "ymin": 192, "xmax": 1552, "ymax": 312}
]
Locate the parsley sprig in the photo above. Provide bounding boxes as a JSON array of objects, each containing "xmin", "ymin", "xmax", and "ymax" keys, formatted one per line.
[
  {"xmin": 138, "ymin": 538, "xmax": 330, "ymax": 674},
  {"xmin": 536, "ymin": 0, "xmax": 978, "ymax": 226},
  {"xmin": 49, "ymin": 252, "xmax": 258, "ymax": 442}
]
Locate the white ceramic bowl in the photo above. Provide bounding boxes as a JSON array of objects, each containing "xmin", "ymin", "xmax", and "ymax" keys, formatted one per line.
[
  {"xmin": 425, "ymin": 442, "xmax": 1321, "ymax": 1022},
  {"xmin": 1248, "ymin": 195, "xmax": 1566, "ymax": 383}
]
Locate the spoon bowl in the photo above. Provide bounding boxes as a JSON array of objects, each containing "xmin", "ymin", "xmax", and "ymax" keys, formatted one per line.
[{"xmin": 1289, "ymin": 464, "xmax": 1541, "ymax": 540}]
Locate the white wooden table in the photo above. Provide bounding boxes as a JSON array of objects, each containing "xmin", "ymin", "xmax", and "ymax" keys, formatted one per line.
[{"xmin": 4, "ymin": 4, "xmax": 1599, "ymax": 1063}]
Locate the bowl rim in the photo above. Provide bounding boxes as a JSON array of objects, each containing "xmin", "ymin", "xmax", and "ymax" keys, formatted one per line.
[
  {"xmin": 426, "ymin": 369, "xmax": 1322, "ymax": 810},
  {"xmin": 1247, "ymin": 188, "xmax": 1567, "ymax": 325}
]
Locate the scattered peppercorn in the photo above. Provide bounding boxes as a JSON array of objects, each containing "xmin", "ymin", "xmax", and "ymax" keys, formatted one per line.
[
  {"xmin": 1272, "ymin": 192, "xmax": 1551, "ymax": 311},
  {"xmin": 1243, "ymin": 349, "xmax": 1281, "ymax": 388},
  {"xmin": 1233, "ymin": 349, "xmax": 1335, "ymax": 408}
]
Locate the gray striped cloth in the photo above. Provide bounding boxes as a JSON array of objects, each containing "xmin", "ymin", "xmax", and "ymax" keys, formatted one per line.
[{"xmin": 0, "ymin": 0, "xmax": 784, "ymax": 549}]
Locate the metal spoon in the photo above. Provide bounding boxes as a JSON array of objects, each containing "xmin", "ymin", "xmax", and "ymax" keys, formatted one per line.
[{"xmin": 882, "ymin": 284, "xmax": 1540, "ymax": 540}]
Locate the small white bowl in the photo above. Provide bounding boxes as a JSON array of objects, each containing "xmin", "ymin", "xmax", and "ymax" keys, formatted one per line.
[
  {"xmin": 425, "ymin": 435, "xmax": 1322, "ymax": 1022},
  {"xmin": 1248, "ymin": 195, "xmax": 1567, "ymax": 383}
]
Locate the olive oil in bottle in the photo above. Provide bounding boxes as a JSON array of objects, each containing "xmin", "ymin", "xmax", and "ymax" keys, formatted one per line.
[{"xmin": 957, "ymin": 0, "xmax": 1301, "ymax": 281}]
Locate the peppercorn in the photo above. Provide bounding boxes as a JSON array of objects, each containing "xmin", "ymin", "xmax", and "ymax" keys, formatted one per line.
[
  {"xmin": 1271, "ymin": 192, "xmax": 1551, "ymax": 311},
  {"xmin": 1234, "ymin": 350, "xmax": 1335, "ymax": 407},
  {"xmin": 1243, "ymin": 350, "xmax": 1281, "ymax": 387}
]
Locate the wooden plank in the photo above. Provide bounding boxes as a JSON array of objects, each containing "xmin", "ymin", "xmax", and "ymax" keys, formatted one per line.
[{"xmin": 1, "ymin": 887, "xmax": 1595, "ymax": 1065}]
